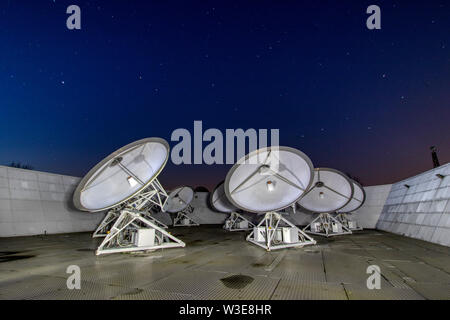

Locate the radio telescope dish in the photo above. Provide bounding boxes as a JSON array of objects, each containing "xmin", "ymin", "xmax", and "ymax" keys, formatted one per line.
[
  {"xmin": 73, "ymin": 137, "xmax": 169, "ymax": 212},
  {"xmin": 224, "ymin": 146, "xmax": 314, "ymax": 213},
  {"xmin": 300, "ymin": 168, "xmax": 354, "ymax": 237},
  {"xmin": 210, "ymin": 181, "xmax": 254, "ymax": 231},
  {"xmin": 210, "ymin": 182, "xmax": 237, "ymax": 213},
  {"xmin": 164, "ymin": 186, "xmax": 199, "ymax": 227},
  {"xmin": 73, "ymin": 137, "xmax": 186, "ymax": 255},
  {"xmin": 337, "ymin": 180, "xmax": 366, "ymax": 213},
  {"xmin": 163, "ymin": 186, "xmax": 194, "ymax": 213},
  {"xmin": 298, "ymin": 168, "xmax": 354, "ymax": 214},
  {"xmin": 224, "ymin": 146, "xmax": 317, "ymax": 250},
  {"xmin": 334, "ymin": 179, "xmax": 365, "ymax": 231}
]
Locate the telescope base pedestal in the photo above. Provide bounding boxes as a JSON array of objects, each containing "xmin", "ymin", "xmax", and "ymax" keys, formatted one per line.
[
  {"xmin": 247, "ymin": 212, "xmax": 316, "ymax": 251},
  {"xmin": 96, "ymin": 209, "xmax": 185, "ymax": 256},
  {"xmin": 335, "ymin": 213, "xmax": 363, "ymax": 231},
  {"xmin": 173, "ymin": 210, "xmax": 200, "ymax": 227},
  {"xmin": 303, "ymin": 213, "xmax": 352, "ymax": 237},
  {"xmin": 223, "ymin": 212, "xmax": 255, "ymax": 231}
]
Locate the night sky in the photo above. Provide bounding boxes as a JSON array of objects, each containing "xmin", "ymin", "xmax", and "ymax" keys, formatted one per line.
[{"xmin": 1, "ymin": 0, "xmax": 449, "ymax": 190}]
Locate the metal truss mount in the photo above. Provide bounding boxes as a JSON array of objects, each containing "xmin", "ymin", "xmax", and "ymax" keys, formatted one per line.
[
  {"xmin": 247, "ymin": 212, "xmax": 316, "ymax": 251},
  {"xmin": 303, "ymin": 212, "xmax": 352, "ymax": 237},
  {"xmin": 95, "ymin": 177, "xmax": 185, "ymax": 255},
  {"xmin": 93, "ymin": 178, "xmax": 169, "ymax": 238},
  {"xmin": 96, "ymin": 209, "xmax": 185, "ymax": 255},
  {"xmin": 173, "ymin": 205, "xmax": 200, "ymax": 227},
  {"xmin": 223, "ymin": 212, "xmax": 255, "ymax": 232},
  {"xmin": 93, "ymin": 208, "xmax": 120, "ymax": 238},
  {"xmin": 334, "ymin": 213, "xmax": 363, "ymax": 231}
]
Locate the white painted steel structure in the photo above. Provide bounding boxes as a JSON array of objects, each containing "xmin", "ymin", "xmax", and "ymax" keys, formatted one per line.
[
  {"xmin": 210, "ymin": 182, "xmax": 254, "ymax": 231},
  {"xmin": 224, "ymin": 146, "xmax": 317, "ymax": 251},
  {"xmin": 300, "ymin": 168, "xmax": 353, "ymax": 237},
  {"xmin": 335, "ymin": 180, "xmax": 366, "ymax": 231},
  {"xmin": 73, "ymin": 138, "xmax": 185, "ymax": 255},
  {"xmin": 164, "ymin": 186, "xmax": 199, "ymax": 227}
]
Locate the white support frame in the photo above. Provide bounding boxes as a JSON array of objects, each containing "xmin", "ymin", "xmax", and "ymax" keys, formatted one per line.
[
  {"xmin": 92, "ymin": 178, "xmax": 169, "ymax": 237},
  {"xmin": 95, "ymin": 177, "xmax": 185, "ymax": 255},
  {"xmin": 223, "ymin": 212, "xmax": 255, "ymax": 232},
  {"xmin": 96, "ymin": 209, "xmax": 185, "ymax": 255},
  {"xmin": 334, "ymin": 213, "xmax": 363, "ymax": 231},
  {"xmin": 173, "ymin": 205, "xmax": 200, "ymax": 227},
  {"xmin": 303, "ymin": 212, "xmax": 352, "ymax": 237},
  {"xmin": 127, "ymin": 178, "xmax": 169, "ymax": 210},
  {"xmin": 93, "ymin": 209, "xmax": 120, "ymax": 238},
  {"xmin": 247, "ymin": 212, "xmax": 316, "ymax": 251}
]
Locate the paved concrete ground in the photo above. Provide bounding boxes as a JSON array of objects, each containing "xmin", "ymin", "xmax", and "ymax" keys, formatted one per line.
[{"xmin": 0, "ymin": 225, "xmax": 449, "ymax": 300}]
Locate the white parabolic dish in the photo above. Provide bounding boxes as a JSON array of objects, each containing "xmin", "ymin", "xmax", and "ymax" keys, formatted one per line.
[
  {"xmin": 210, "ymin": 182, "xmax": 237, "ymax": 213},
  {"xmin": 73, "ymin": 137, "xmax": 169, "ymax": 212},
  {"xmin": 337, "ymin": 180, "xmax": 366, "ymax": 213},
  {"xmin": 163, "ymin": 186, "xmax": 194, "ymax": 213},
  {"xmin": 297, "ymin": 168, "xmax": 354, "ymax": 213},
  {"xmin": 224, "ymin": 146, "xmax": 314, "ymax": 213}
]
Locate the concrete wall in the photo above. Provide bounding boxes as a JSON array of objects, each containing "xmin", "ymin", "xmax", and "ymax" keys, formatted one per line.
[
  {"xmin": 0, "ymin": 166, "xmax": 104, "ymax": 237},
  {"xmin": 2, "ymin": 162, "xmax": 449, "ymax": 248},
  {"xmin": 376, "ymin": 163, "xmax": 450, "ymax": 246},
  {"xmin": 353, "ymin": 184, "xmax": 393, "ymax": 229}
]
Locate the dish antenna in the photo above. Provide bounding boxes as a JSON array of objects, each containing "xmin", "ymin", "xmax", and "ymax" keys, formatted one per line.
[
  {"xmin": 299, "ymin": 168, "xmax": 354, "ymax": 237},
  {"xmin": 210, "ymin": 182, "xmax": 255, "ymax": 231},
  {"xmin": 163, "ymin": 186, "xmax": 199, "ymax": 227},
  {"xmin": 224, "ymin": 146, "xmax": 316, "ymax": 251},
  {"xmin": 73, "ymin": 138, "xmax": 185, "ymax": 255},
  {"xmin": 335, "ymin": 180, "xmax": 366, "ymax": 230}
]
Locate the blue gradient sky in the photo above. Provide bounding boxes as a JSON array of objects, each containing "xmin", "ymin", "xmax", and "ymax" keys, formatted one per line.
[{"xmin": 0, "ymin": 0, "xmax": 449, "ymax": 190}]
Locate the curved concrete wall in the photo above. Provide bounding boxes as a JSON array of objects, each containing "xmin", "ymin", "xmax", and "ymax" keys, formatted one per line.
[
  {"xmin": 0, "ymin": 166, "xmax": 104, "ymax": 237},
  {"xmin": 353, "ymin": 184, "xmax": 393, "ymax": 229},
  {"xmin": 375, "ymin": 163, "xmax": 450, "ymax": 247},
  {"xmin": 1, "ymin": 163, "xmax": 449, "ymax": 247}
]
